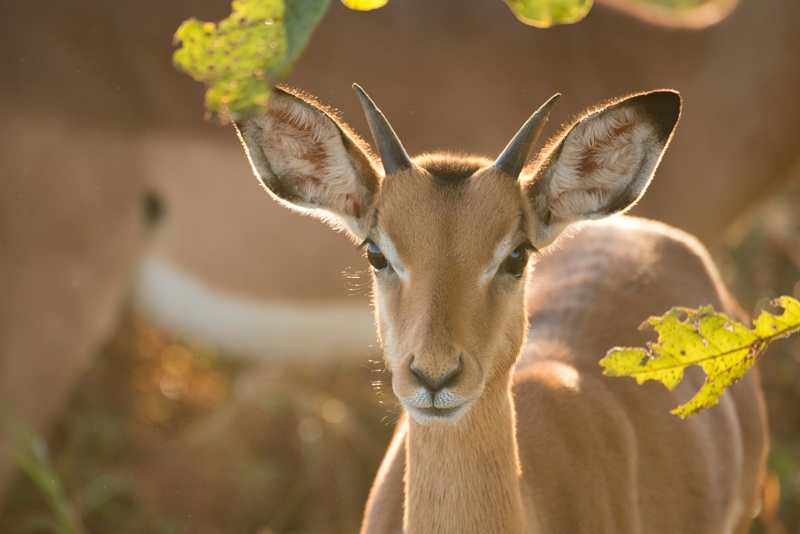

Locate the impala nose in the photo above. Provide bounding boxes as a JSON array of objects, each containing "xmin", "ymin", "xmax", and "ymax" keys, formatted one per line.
[{"xmin": 409, "ymin": 356, "xmax": 463, "ymax": 392}]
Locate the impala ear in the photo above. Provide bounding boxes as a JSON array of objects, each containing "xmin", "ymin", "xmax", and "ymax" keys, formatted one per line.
[
  {"xmin": 525, "ymin": 90, "xmax": 681, "ymax": 245},
  {"xmin": 236, "ymin": 88, "xmax": 381, "ymax": 240}
]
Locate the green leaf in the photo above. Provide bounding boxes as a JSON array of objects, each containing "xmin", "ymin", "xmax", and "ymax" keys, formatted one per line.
[
  {"xmin": 273, "ymin": 0, "xmax": 332, "ymax": 79},
  {"xmin": 173, "ymin": 0, "xmax": 330, "ymax": 123},
  {"xmin": 600, "ymin": 296, "xmax": 800, "ymax": 418},
  {"xmin": 506, "ymin": 0, "xmax": 593, "ymax": 27}
]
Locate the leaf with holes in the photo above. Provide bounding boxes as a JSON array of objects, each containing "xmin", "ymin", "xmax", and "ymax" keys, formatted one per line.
[
  {"xmin": 600, "ymin": 296, "xmax": 800, "ymax": 418},
  {"xmin": 506, "ymin": 0, "xmax": 593, "ymax": 27},
  {"xmin": 173, "ymin": 0, "xmax": 329, "ymax": 123}
]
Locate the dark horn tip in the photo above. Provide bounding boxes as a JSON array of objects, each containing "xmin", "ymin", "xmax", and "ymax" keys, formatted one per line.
[
  {"xmin": 352, "ymin": 83, "xmax": 414, "ymax": 175},
  {"xmin": 539, "ymin": 93, "xmax": 562, "ymax": 115},
  {"xmin": 494, "ymin": 93, "xmax": 562, "ymax": 180},
  {"xmin": 352, "ymin": 83, "xmax": 369, "ymax": 104}
]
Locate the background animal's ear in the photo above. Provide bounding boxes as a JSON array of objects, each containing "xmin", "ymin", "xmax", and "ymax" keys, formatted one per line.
[
  {"xmin": 525, "ymin": 90, "xmax": 681, "ymax": 245},
  {"xmin": 237, "ymin": 88, "xmax": 381, "ymax": 240}
]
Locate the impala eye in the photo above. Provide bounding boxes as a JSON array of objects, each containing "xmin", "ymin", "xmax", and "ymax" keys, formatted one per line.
[
  {"xmin": 366, "ymin": 242, "xmax": 389, "ymax": 272},
  {"xmin": 503, "ymin": 243, "xmax": 534, "ymax": 277}
]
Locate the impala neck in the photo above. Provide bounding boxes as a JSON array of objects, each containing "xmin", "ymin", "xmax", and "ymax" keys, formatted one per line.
[{"xmin": 404, "ymin": 372, "xmax": 527, "ymax": 534}]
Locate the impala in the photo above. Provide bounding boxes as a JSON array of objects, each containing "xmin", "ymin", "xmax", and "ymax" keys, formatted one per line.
[{"xmin": 238, "ymin": 86, "xmax": 768, "ymax": 533}]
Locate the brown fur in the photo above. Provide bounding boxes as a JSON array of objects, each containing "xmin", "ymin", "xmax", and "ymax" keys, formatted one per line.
[
  {"xmin": 360, "ymin": 218, "xmax": 768, "ymax": 534},
  {"xmin": 239, "ymin": 88, "xmax": 768, "ymax": 533}
]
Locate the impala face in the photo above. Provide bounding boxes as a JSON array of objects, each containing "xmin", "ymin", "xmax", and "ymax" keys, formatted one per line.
[
  {"xmin": 238, "ymin": 84, "xmax": 681, "ymax": 427},
  {"xmin": 364, "ymin": 159, "xmax": 532, "ymax": 425}
]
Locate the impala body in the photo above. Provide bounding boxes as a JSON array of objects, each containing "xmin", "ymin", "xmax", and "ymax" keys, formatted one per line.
[{"xmin": 238, "ymin": 86, "xmax": 768, "ymax": 533}]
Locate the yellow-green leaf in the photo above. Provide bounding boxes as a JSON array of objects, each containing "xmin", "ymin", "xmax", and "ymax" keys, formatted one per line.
[
  {"xmin": 173, "ymin": 0, "xmax": 330, "ymax": 123},
  {"xmin": 753, "ymin": 295, "xmax": 800, "ymax": 339},
  {"xmin": 600, "ymin": 296, "xmax": 800, "ymax": 418},
  {"xmin": 506, "ymin": 0, "xmax": 593, "ymax": 27},
  {"xmin": 173, "ymin": 0, "xmax": 286, "ymax": 122},
  {"xmin": 341, "ymin": 0, "xmax": 387, "ymax": 10}
]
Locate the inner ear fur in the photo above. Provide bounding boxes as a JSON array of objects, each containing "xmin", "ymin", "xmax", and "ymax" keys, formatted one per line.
[
  {"xmin": 236, "ymin": 87, "xmax": 381, "ymax": 239},
  {"xmin": 525, "ymin": 90, "xmax": 681, "ymax": 245}
]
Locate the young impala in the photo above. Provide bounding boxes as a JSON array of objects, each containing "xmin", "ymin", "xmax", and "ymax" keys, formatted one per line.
[{"xmin": 237, "ymin": 86, "xmax": 767, "ymax": 533}]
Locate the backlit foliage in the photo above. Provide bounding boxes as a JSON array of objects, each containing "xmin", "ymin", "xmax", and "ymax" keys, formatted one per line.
[
  {"xmin": 173, "ymin": 0, "xmax": 329, "ymax": 123},
  {"xmin": 506, "ymin": 0, "xmax": 593, "ymax": 27},
  {"xmin": 341, "ymin": 0, "xmax": 387, "ymax": 9},
  {"xmin": 601, "ymin": 296, "xmax": 800, "ymax": 417}
]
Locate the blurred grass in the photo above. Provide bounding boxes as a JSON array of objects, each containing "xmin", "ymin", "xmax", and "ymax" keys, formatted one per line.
[
  {"xmin": 1, "ymin": 166, "xmax": 798, "ymax": 533},
  {"xmin": 0, "ymin": 314, "xmax": 396, "ymax": 533}
]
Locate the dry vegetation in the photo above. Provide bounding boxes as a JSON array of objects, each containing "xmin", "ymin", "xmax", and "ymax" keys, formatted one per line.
[
  {"xmin": 0, "ymin": 315, "xmax": 395, "ymax": 533},
  {"xmin": 1, "ymin": 166, "xmax": 799, "ymax": 533}
]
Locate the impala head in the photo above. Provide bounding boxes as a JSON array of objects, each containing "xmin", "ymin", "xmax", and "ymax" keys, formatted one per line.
[{"xmin": 238, "ymin": 85, "xmax": 680, "ymax": 426}]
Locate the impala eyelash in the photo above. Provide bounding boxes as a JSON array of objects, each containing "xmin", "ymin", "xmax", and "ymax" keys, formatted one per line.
[{"xmin": 517, "ymin": 240, "xmax": 538, "ymax": 254}]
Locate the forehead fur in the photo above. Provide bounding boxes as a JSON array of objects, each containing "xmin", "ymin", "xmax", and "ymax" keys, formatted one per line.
[
  {"xmin": 374, "ymin": 158, "xmax": 526, "ymax": 264},
  {"xmin": 414, "ymin": 153, "xmax": 492, "ymax": 187}
]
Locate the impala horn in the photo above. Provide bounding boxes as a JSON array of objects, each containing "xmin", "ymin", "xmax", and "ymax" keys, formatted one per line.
[
  {"xmin": 494, "ymin": 94, "xmax": 561, "ymax": 180},
  {"xmin": 353, "ymin": 84, "xmax": 414, "ymax": 175}
]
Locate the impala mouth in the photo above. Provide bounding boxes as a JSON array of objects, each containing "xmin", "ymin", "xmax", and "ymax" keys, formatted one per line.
[{"xmin": 405, "ymin": 401, "xmax": 472, "ymax": 426}]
